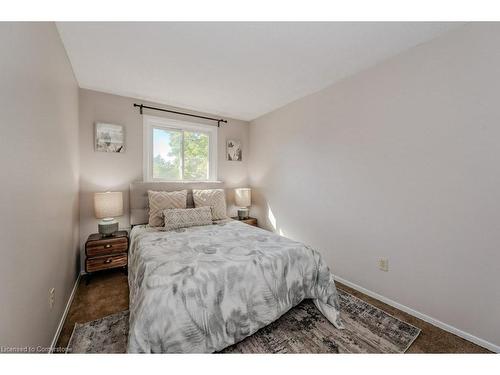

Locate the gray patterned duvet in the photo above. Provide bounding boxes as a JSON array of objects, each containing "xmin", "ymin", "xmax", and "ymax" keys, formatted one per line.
[{"xmin": 128, "ymin": 220, "xmax": 344, "ymax": 353}]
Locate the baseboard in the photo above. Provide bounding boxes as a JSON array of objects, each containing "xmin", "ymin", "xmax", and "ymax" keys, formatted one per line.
[
  {"xmin": 334, "ymin": 275, "xmax": 499, "ymax": 353},
  {"xmin": 49, "ymin": 273, "xmax": 81, "ymax": 353}
]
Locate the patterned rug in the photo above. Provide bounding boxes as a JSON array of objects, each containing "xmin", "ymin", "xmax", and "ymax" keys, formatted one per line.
[{"xmin": 66, "ymin": 290, "xmax": 420, "ymax": 353}]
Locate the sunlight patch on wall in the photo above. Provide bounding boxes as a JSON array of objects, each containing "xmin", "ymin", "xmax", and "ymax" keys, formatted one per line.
[{"xmin": 267, "ymin": 204, "xmax": 277, "ymax": 231}]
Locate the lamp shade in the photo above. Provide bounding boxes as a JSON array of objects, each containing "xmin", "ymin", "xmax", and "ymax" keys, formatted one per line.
[
  {"xmin": 94, "ymin": 191, "xmax": 123, "ymax": 219},
  {"xmin": 235, "ymin": 188, "xmax": 251, "ymax": 207}
]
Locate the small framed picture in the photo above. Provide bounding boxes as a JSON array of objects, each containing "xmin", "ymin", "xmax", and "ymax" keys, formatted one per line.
[
  {"xmin": 227, "ymin": 139, "xmax": 242, "ymax": 161},
  {"xmin": 95, "ymin": 123, "xmax": 125, "ymax": 153}
]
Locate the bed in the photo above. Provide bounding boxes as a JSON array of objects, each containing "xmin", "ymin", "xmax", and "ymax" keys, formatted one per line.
[{"xmin": 127, "ymin": 181, "xmax": 344, "ymax": 353}]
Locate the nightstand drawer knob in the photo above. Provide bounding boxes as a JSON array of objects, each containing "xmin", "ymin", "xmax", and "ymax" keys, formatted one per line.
[
  {"xmin": 105, "ymin": 244, "xmax": 112, "ymax": 249},
  {"xmin": 104, "ymin": 258, "xmax": 113, "ymax": 264}
]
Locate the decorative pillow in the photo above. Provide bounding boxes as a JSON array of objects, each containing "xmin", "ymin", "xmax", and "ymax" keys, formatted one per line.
[
  {"xmin": 163, "ymin": 207, "xmax": 213, "ymax": 231},
  {"xmin": 192, "ymin": 189, "xmax": 228, "ymax": 220},
  {"xmin": 148, "ymin": 190, "xmax": 187, "ymax": 227}
]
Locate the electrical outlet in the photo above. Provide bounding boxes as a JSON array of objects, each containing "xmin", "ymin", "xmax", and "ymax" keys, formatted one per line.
[
  {"xmin": 48, "ymin": 288, "xmax": 55, "ymax": 310},
  {"xmin": 378, "ymin": 258, "xmax": 389, "ymax": 272}
]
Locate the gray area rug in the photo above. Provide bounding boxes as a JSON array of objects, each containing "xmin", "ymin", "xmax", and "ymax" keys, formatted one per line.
[{"xmin": 66, "ymin": 290, "xmax": 420, "ymax": 353}]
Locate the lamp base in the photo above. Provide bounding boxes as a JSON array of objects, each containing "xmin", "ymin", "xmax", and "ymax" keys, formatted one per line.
[
  {"xmin": 98, "ymin": 218, "xmax": 119, "ymax": 237},
  {"xmin": 237, "ymin": 208, "xmax": 250, "ymax": 220}
]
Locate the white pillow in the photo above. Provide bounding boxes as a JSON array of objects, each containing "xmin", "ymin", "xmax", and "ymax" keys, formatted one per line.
[
  {"xmin": 163, "ymin": 207, "xmax": 213, "ymax": 231},
  {"xmin": 192, "ymin": 189, "xmax": 228, "ymax": 221},
  {"xmin": 148, "ymin": 190, "xmax": 187, "ymax": 227}
]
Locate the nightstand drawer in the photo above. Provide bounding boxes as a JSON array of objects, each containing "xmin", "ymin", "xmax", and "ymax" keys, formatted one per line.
[
  {"xmin": 86, "ymin": 254, "xmax": 128, "ymax": 273},
  {"xmin": 86, "ymin": 238, "xmax": 128, "ymax": 257}
]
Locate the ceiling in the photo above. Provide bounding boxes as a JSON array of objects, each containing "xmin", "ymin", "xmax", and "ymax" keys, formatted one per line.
[{"xmin": 57, "ymin": 22, "xmax": 463, "ymax": 121}]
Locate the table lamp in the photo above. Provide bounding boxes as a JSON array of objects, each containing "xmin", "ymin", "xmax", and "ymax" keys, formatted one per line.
[
  {"xmin": 235, "ymin": 188, "xmax": 251, "ymax": 220},
  {"xmin": 94, "ymin": 191, "xmax": 123, "ymax": 237}
]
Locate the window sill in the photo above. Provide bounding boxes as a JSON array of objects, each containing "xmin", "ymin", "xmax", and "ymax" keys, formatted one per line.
[{"xmin": 143, "ymin": 180, "xmax": 224, "ymax": 183}]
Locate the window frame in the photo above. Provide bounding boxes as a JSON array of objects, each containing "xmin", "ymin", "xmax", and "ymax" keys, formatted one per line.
[{"xmin": 143, "ymin": 115, "xmax": 218, "ymax": 182}]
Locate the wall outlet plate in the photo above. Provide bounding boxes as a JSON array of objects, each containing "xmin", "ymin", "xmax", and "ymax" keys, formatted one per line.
[
  {"xmin": 378, "ymin": 258, "xmax": 389, "ymax": 272},
  {"xmin": 48, "ymin": 288, "xmax": 55, "ymax": 309}
]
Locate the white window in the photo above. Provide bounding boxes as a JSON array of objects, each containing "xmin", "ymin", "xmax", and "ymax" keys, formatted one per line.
[{"xmin": 143, "ymin": 115, "xmax": 218, "ymax": 181}]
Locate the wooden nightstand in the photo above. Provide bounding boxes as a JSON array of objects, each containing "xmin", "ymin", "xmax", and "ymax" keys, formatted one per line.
[
  {"xmin": 232, "ymin": 217, "xmax": 258, "ymax": 227},
  {"xmin": 85, "ymin": 230, "xmax": 129, "ymax": 284}
]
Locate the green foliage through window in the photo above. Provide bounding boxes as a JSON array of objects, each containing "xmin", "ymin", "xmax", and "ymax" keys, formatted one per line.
[{"xmin": 152, "ymin": 128, "xmax": 209, "ymax": 180}]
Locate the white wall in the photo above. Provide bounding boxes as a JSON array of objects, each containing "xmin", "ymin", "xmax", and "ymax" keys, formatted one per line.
[
  {"xmin": 0, "ymin": 23, "xmax": 80, "ymax": 349},
  {"xmin": 249, "ymin": 23, "xmax": 500, "ymax": 348},
  {"xmin": 79, "ymin": 89, "xmax": 249, "ymax": 269}
]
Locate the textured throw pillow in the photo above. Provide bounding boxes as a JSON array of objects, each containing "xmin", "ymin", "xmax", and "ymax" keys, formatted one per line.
[
  {"xmin": 148, "ymin": 190, "xmax": 187, "ymax": 227},
  {"xmin": 163, "ymin": 207, "xmax": 213, "ymax": 231},
  {"xmin": 192, "ymin": 189, "xmax": 228, "ymax": 220}
]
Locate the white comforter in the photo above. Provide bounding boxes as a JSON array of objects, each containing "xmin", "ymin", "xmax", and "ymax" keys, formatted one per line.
[{"xmin": 128, "ymin": 220, "xmax": 343, "ymax": 353}]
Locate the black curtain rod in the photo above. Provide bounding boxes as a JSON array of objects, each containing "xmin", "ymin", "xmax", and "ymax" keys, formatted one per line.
[{"xmin": 133, "ymin": 103, "xmax": 227, "ymax": 127}]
